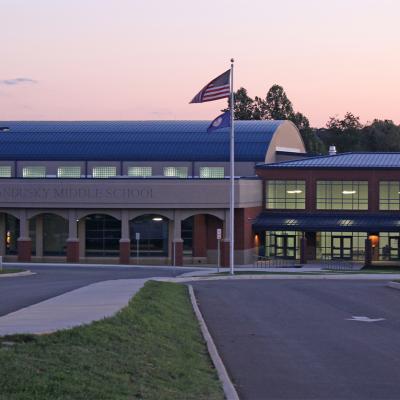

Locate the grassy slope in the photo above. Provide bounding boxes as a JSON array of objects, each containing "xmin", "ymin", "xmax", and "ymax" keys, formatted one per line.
[
  {"xmin": 0, "ymin": 269, "xmax": 24, "ymax": 274},
  {"xmin": 0, "ymin": 281, "xmax": 223, "ymax": 400}
]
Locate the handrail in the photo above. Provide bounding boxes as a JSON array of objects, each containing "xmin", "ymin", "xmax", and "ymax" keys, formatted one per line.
[{"xmin": 253, "ymin": 255, "xmax": 301, "ymax": 268}]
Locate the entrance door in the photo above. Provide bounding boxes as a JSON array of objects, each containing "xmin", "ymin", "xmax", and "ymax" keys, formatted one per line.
[
  {"xmin": 389, "ymin": 237, "xmax": 400, "ymax": 260},
  {"xmin": 275, "ymin": 234, "xmax": 296, "ymax": 259},
  {"xmin": 332, "ymin": 236, "xmax": 353, "ymax": 260}
]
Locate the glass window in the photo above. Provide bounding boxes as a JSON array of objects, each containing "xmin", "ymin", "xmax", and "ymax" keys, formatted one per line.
[
  {"xmin": 163, "ymin": 166, "xmax": 188, "ymax": 178},
  {"xmin": 43, "ymin": 214, "xmax": 68, "ymax": 255},
  {"xmin": 379, "ymin": 182, "xmax": 400, "ymax": 210},
  {"xmin": 265, "ymin": 180, "xmax": 305, "ymax": 209},
  {"xmin": 5, "ymin": 214, "xmax": 19, "ymax": 255},
  {"xmin": 0, "ymin": 166, "xmax": 11, "ymax": 178},
  {"xmin": 265, "ymin": 231, "xmax": 301, "ymax": 260},
  {"xmin": 316, "ymin": 181, "xmax": 368, "ymax": 210},
  {"xmin": 92, "ymin": 166, "xmax": 117, "ymax": 178},
  {"xmin": 379, "ymin": 232, "xmax": 400, "ymax": 260},
  {"xmin": 128, "ymin": 166, "xmax": 152, "ymax": 177},
  {"xmin": 200, "ymin": 167, "xmax": 224, "ymax": 178},
  {"xmin": 57, "ymin": 166, "xmax": 81, "ymax": 178},
  {"xmin": 316, "ymin": 232, "xmax": 367, "ymax": 261},
  {"xmin": 85, "ymin": 214, "xmax": 121, "ymax": 256},
  {"xmin": 182, "ymin": 217, "xmax": 193, "ymax": 254},
  {"xmin": 130, "ymin": 215, "xmax": 169, "ymax": 257},
  {"xmin": 22, "ymin": 166, "xmax": 46, "ymax": 178}
]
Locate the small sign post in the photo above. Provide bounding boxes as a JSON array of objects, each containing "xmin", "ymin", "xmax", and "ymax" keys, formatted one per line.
[
  {"xmin": 216, "ymin": 228, "xmax": 222, "ymax": 272},
  {"xmin": 135, "ymin": 232, "xmax": 140, "ymax": 265}
]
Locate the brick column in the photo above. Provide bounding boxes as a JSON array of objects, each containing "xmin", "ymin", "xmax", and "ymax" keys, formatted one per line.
[
  {"xmin": 221, "ymin": 240, "xmax": 230, "ymax": 267},
  {"xmin": 172, "ymin": 240, "xmax": 184, "ymax": 266},
  {"xmin": 17, "ymin": 210, "xmax": 31, "ymax": 262},
  {"xmin": 221, "ymin": 210, "xmax": 230, "ymax": 267},
  {"xmin": 66, "ymin": 210, "xmax": 79, "ymax": 263},
  {"xmin": 119, "ymin": 210, "xmax": 131, "ymax": 264}
]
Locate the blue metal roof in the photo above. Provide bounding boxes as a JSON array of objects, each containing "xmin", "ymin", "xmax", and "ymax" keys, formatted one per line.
[
  {"xmin": 0, "ymin": 120, "xmax": 284, "ymax": 161},
  {"xmin": 257, "ymin": 152, "xmax": 400, "ymax": 169},
  {"xmin": 253, "ymin": 212, "xmax": 400, "ymax": 232}
]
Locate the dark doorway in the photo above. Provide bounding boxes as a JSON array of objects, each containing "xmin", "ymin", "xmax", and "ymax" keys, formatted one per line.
[
  {"xmin": 331, "ymin": 236, "xmax": 353, "ymax": 260},
  {"xmin": 274, "ymin": 234, "xmax": 296, "ymax": 259}
]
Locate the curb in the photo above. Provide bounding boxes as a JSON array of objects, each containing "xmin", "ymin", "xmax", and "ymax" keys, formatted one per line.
[
  {"xmin": 0, "ymin": 270, "xmax": 34, "ymax": 278},
  {"xmin": 387, "ymin": 281, "xmax": 400, "ymax": 290},
  {"xmin": 188, "ymin": 285, "xmax": 239, "ymax": 400},
  {"xmin": 156, "ymin": 273, "xmax": 400, "ymax": 283}
]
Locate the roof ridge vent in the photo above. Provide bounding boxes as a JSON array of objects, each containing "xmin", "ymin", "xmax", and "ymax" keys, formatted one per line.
[{"xmin": 329, "ymin": 145, "xmax": 337, "ymax": 156}]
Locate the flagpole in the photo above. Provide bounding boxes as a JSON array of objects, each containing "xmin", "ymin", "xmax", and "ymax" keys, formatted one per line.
[{"xmin": 229, "ymin": 58, "xmax": 235, "ymax": 275}]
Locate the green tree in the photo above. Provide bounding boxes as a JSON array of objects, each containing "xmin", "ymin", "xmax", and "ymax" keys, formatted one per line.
[
  {"xmin": 320, "ymin": 112, "xmax": 364, "ymax": 152},
  {"xmin": 361, "ymin": 120, "xmax": 400, "ymax": 152},
  {"xmin": 228, "ymin": 84, "xmax": 325, "ymax": 153},
  {"xmin": 264, "ymin": 84, "xmax": 294, "ymax": 120},
  {"xmin": 326, "ymin": 112, "xmax": 363, "ymax": 131},
  {"xmin": 231, "ymin": 87, "xmax": 254, "ymax": 120}
]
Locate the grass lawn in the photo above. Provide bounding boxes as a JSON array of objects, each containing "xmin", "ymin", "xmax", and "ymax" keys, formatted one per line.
[
  {"xmin": 0, "ymin": 268, "xmax": 24, "ymax": 274},
  {"xmin": 0, "ymin": 281, "xmax": 224, "ymax": 400}
]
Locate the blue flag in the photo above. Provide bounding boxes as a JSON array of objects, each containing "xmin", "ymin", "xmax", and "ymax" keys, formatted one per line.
[{"xmin": 207, "ymin": 111, "xmax": 231, "ymax": 133}]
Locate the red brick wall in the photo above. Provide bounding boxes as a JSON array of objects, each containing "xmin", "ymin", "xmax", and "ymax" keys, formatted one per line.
[
  {"xmin": 255, "ymin": 168, "xmax": 400, "ymax": 213},
  {"xmin": 193, "ymin": 215, "xmax": 207, "ymax": 257},
  {"xmin": 235, "ymin": 207, "xmax": 263, "ymax": 250}
]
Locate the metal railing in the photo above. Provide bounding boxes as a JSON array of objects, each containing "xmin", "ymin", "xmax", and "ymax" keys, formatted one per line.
[
  {"xmin": 254, "ymin": 255, "xmax": 301, "ymax": 268},
  {"xmin": 308, "ymin": 259, "xmax": 363, "ymax": 271}
]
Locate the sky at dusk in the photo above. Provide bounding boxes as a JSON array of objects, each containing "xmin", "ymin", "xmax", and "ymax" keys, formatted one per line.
[{"xmin": 1, "ymin": 0, "xmax": 399, "ymax": 127}]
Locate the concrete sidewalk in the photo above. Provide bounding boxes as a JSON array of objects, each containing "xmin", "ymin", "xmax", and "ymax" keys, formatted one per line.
[{"xmin": 0, "ymin": 279, "xmax": 146, "ymax": 336}]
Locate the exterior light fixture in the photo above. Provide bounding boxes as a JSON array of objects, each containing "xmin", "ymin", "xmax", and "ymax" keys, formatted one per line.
[
  {"xmin": 368, "ymin": 234, "xmax": 379, "ymax": 248},
  {"xmin": 342, "ymin": 190, "xmax": 356, "ymax": 195},
  {"xmin": 287, "ymin": 190, "xmax": 302, "ymax": 194},
  {"xmin": 152, "ymin": 217, "xmax": 163, "ymax": 221}
]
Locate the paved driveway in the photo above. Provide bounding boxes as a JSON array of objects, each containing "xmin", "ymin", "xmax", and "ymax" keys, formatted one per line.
[
  {"xmin": 0, "ymin": 264, "xmax": 193, "ymax": 317},
  {"xmin": 192, "ymin": 279, "xmax": 400, "ymax": 400}
]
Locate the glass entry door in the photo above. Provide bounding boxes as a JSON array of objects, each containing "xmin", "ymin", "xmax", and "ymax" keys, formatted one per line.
[
  {"xmin": 389, "ymin": 237, "xmax": 400, "ymax": 260},
  {"xmin": 275, "ymin": 234, "xmax": 296, "ymax": 259},
  {"xmin": 332, "ymin": 236, "xmax": 353, "ymax": 260}
]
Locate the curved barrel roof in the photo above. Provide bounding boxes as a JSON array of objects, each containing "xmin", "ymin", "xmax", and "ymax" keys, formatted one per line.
[{"xmin": 0, "ymin": 120, "xmax": 285, "ymax": 161}]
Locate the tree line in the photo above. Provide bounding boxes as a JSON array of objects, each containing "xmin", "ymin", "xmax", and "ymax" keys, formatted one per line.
[{"xmin": 226, "ymin": 85, "xmax": 400, "ymax": 154}]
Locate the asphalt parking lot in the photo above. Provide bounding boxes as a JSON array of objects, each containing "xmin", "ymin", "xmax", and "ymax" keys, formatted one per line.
[
  {"xmin": 0, "ymin": 264, "xmax": 191, "ymax": 317},
  {"xmin": 192, "ymin": 279, "xmax": 400, "ymax": 400}
]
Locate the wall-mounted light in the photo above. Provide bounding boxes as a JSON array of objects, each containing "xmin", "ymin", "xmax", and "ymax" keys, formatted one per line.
[
  {"xmin": 342, "ymin": 190, "xmax": 356, "ymax": 195},
  {"xmin": 287, "ymin": 190, "xmax": 302, "ymax": 194},
  {"xmin": 368, "ymin": 234, "xmax": 379, "ymax": 248},
  {"xmin": 152, "ymin": 217, "xmax": 163, "ymax": 221}
]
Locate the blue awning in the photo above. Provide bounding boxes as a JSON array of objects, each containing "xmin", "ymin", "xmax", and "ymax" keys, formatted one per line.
[{"xmin": 253, "ymin": 212, "xmax": 400, "ymax": 232}]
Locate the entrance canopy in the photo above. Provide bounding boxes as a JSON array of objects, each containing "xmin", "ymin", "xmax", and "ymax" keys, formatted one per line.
[{"xmin": 253, "ymin": 212, "xmax": 400, "ymax": 232}]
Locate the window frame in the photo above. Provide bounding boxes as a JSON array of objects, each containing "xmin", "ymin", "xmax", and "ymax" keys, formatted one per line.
[
  {"xmin": 316, "ymin": 180, "xmax": 368, "ymax": 210},
  {"xmin": 199, "ymin": 167, "xmax": 225, "ymax": 179},
  {"xmin": 265, "ymin": 180, "xmax": 306, "ymax": 210},
  {"xmin": 92, "ymin": 166, "xmax": 117, "ymax": 179},
  {"xmin": 22, "ymin": 166, "xmax": 46, "ymax": 178}
]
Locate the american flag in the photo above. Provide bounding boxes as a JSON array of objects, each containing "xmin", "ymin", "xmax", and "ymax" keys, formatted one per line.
[{"xmin": 190, "ymin": 69, "xmax": 230, "ymax": 103}]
